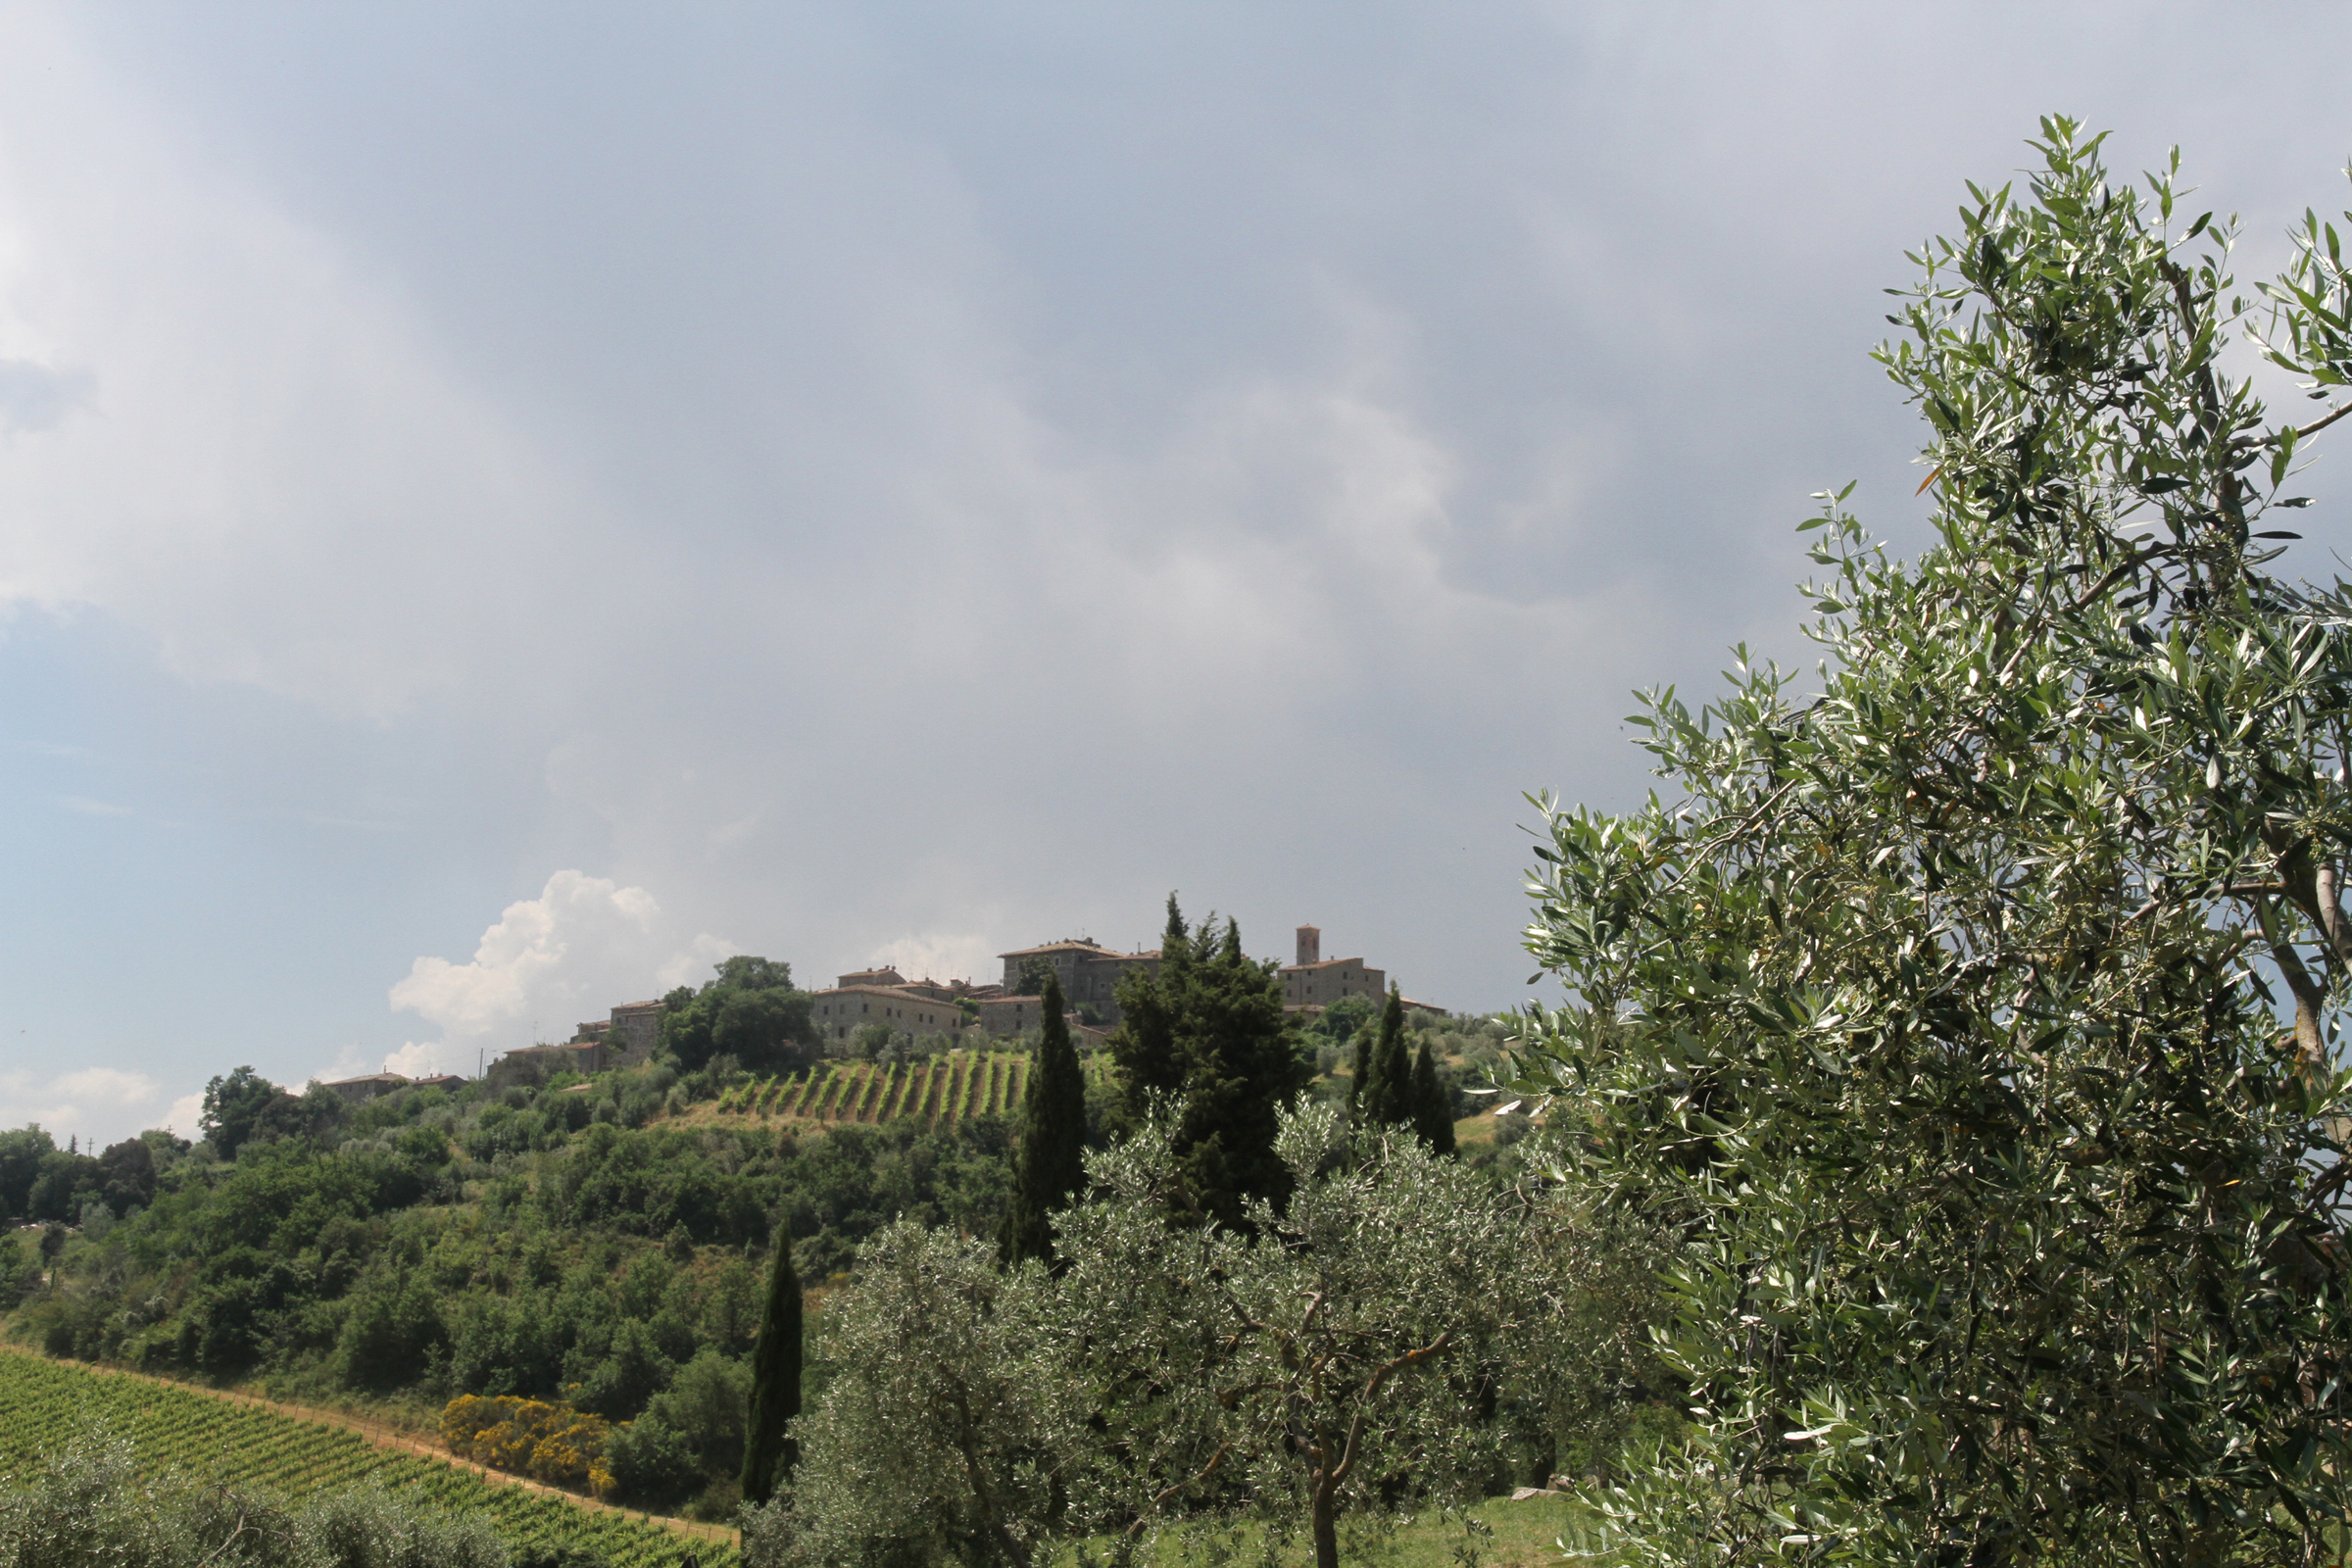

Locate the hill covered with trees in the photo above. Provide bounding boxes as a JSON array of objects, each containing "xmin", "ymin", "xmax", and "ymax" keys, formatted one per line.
[{"xmin": 0, "ymin": 937, "xmax": 1527, "ymax": 1526}]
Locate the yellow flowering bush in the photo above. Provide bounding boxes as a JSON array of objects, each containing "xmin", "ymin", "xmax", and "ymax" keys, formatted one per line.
[{"xmin": 440, "ymin": 1395, "xmax": 617, "ymax": 1499}]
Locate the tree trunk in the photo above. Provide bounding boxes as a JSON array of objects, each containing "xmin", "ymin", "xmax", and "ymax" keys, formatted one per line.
[{"xmin": 1310, "ymin": 1477, "xmax": 1340, "ymax": 1568}]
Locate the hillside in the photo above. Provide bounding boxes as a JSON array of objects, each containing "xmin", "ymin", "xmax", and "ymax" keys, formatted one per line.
[
  {"xmin": 0, "ymin": 1348, "xmax": 731, "ymax": 1566},
  {"xmin": 1, "ymin": 1015, "xmax": 1517, "ymax": 1524}
]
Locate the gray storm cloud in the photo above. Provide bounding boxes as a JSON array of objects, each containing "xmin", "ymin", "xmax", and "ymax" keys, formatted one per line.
[{"xmin": 0, "ymin": 1, "xmax": 2346, "ymax": 1145}]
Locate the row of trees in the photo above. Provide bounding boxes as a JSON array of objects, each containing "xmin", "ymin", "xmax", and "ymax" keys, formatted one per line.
[
  {"xmin": 0, "ymin": 1126, "xmax": 176, "ymax": 1229},
  {"xmin": 753, "ymin": 1104, "xmax": 1659, "ymax": 1568}
]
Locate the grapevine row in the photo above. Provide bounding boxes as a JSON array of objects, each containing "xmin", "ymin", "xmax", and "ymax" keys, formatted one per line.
[{"xmin": 0, "ymin": 1352, "xmax": 730, "ymax": 1568}]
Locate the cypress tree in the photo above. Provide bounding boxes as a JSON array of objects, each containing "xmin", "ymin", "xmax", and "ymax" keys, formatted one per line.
[
  {"xmin": 1365, "ymin": 986, "xmax": 1413, "ymax": 1127},
  {"xmin": 1347, "ymin": 1024, "xmax": 1375, "ymax": 1121},
  {"xmin": 1108, "ymin": 895, "xmax": 1192, "ymax": 1134},
  {"xmin": 1409, "ymin": 1038, "xmax": 1456, "ymax": 1155},
  {"xmin": 739, "ymin": 1232, "xmax": 803, "ymax": 1506},
  {"xmin": 999, "ymin": 973, "xmax": 1088, "ymax": 1267}
]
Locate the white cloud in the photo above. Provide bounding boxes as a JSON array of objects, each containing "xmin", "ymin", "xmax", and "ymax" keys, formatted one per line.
[
  {"xmin": 389, "ymin": 870, "xmax": 733, "ymax": 1061},
  {"xmin": 164, "ymin": 1093, "xmax": 204, "ymax": 1141},
  {"xmin": 0, "ymin": 1064, "xmax": 162, "ymax": 1149},
  {"xmin": 862, "ymin": 932, "xmax": 1000, "ymax": 987},
  {"xmin": 381, "ymin": 1041, "xmax": 453, "ymax": 1079}
]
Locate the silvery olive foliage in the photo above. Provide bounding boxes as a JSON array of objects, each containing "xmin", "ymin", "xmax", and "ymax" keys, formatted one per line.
[
  {"xmin": 746, "ymin": 1221, "xmax": 1086, "ymax": 1568},
  {"xmin": 752, "ymin": 1103, "xmax": 1656, "ymax": 1568},
  {"xmin": 0, "ymin": 1431, "xmax": 507, "ymax": 1568},
  {"xmin": 1514, "ymin": 121, "xmax": 2352, "ymax": 1565},
  {"xmin": 1056, "ymin": 1104, "xmax": 1610, "ymax": 1568}
]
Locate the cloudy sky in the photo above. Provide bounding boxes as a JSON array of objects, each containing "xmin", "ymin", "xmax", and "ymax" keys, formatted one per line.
[{"xmin": 2, "ymin": 2, "xmax": 2348, "ymax": 1147}]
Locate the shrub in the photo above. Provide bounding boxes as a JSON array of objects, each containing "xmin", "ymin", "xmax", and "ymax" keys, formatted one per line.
[{"xmin": 441, "ymin": 1393, "xmax": 616, "ymax": 1498}]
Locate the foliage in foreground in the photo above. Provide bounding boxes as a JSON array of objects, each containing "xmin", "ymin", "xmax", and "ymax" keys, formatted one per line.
[
  {"xmin": 1516, "ymin": 121, "xmax": 2352, "ymax": 1565},
  {"xmin": 749, "ymin": 1103, "xmax": 1663, "ymax": 1568},
  {"xmin": 0, "ymin": 1350, "xmax": 726, "ymax": 1567},
  {"xmin": 0, "ymin": 1430, "xmax": 509, "ymax": 1568}
]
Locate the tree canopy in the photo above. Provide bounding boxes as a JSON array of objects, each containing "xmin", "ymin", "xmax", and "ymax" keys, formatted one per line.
[
  {"xmin": 660, "ymin": 956, "xmax": 816, "ymax": 1074},
  {"xmin": 1517, "ymin": 120, "xmax": 2352, "ymax": 1564},
  {"xmin": 1107, "ymin": 896, "xmax": 1310, "ymax": 1229}
]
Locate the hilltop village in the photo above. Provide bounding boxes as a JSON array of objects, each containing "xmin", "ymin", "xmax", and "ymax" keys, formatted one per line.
[{"xmin": 316, "ymin": 923, "xmax": 1442, "ymax": 1102}]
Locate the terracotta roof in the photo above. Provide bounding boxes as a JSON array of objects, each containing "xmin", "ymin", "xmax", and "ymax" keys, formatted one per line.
[
  {"xmin": 1281, "ymin": 957, "xmax": 1371, "ymax": 973},
  {"xmin": 814, "ymin": 984, "xmax": 961, "ymax": 1003},
  {"xmin": 997, "ymin": 939, "xmax": 1120, "ymax": 958}
]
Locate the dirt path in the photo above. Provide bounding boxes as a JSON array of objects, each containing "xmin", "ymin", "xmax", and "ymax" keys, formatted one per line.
[{"xmin": 0, "ymin": 1345, "xmax": 738, "ymax": 1550}]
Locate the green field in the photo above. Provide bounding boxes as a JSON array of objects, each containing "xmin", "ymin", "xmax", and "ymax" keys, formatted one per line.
[
  {"xmin": 710, "ymin": 1048, "xmax": 1119, "ymax": 1130},
  {"xmin": 1048, "ymin": 1494, "xmax": 1588, "ymax": 1568},
  {"xmin": 0, "ymin": 1351, "xmax": 733, "ymax": 1568}
]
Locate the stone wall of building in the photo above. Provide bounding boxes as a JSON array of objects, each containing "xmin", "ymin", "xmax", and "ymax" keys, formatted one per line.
[
  {"xmin": 607, "ymin": 1001, "xmax": 664, "ymax": 1059},
  {"xmin": 995, "ymin": 941, "xmax": 1159, "ymax": 1026},
  {"xmin": 1280, "ymin": 927, "xmax": 1388, "ymax": 1010},
  {"xmin": 486, "ymin": 1040, "xmax": 605, "ymax": 1088},
  {"xmin": 810, "ymin": 984, "xmax": 967, "ymax": 1044},
  {"xmin": 317, "ymin": 1072, "xmax": 410, "ymax": 1104}
]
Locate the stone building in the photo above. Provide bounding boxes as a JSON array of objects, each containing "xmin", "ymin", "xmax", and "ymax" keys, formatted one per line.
[
  {"xmin": 487, "ymin": 1040, "xmax": 606, "ymax": 1088},
  {"xmin": 809, "ymin": 983, "xmax": 967, "ymax": 1044},
  {"xmin": 995, "ymin": 940, "xmax": 1159, "ymax": 1027},
  {"xmin": 1278, "ymin": 925, "xmax": 1388, "ymax": 1010},
  {"xmin": 317, "ymin": 1072, "xmax": 411, "ymax": 1105},
  {"xmin": 568, "ymin": 999, "xmax": 663, "ymax": 1064},
  {"xmin": 973, "ymin": 993, "xmax": 1107, "ymax": 1047}
]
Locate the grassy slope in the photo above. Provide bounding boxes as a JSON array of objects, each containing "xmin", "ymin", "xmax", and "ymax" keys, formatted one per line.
[
  {"xmin": 0, "ymin": 1347, "xmax": 735, "ymax": 1568},
  {"xmin": 1050, "ymin": 1494, "xmax": 1588, "ymax": 1568}
]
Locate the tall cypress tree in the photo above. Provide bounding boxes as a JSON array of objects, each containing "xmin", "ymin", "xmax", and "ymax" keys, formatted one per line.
[
  {"xmin": 1108, "ymin": 895, "xmax": 1191, "ymax": 1135},
  {"xmin": 999, "ymin": 973, "xmax": 1088, "ymax": 1267},
  {"xmin": 1409, "ymin": 1037, "xmax": 1456, "ymax": 1155},
  {"xmin": 1347, "ymin": 1023, "xmax": 1375, "ymax": 1121},
  {"xmin": 739, "ymin": 1232, "xmax": 803, "ymax": 1506},
  {"xmin": 1364, "ymin": 986, "xmax": 1413, "ymax": 1128}
]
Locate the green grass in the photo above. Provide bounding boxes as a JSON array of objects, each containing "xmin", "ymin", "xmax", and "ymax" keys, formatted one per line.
[
  {"xmin": 1047, "ymin": 1494, "xmax": 1587, "ymax": 1568},
  {"xmin": 0, "ymin": 1350, "xmax": 733, "ymax": 1568}
]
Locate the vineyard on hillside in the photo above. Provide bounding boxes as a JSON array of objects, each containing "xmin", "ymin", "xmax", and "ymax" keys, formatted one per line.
[
  {"xmin": 0, "ymin": 1351, "xmax": 731, "ymax": 1568},
  {"xmin": 710, "ymin": 1048, "xmax": 1115, "ymax": 1128}
]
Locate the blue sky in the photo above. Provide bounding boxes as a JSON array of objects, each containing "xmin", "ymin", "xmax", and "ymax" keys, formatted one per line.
[{"xmin": 3, "ymin": 2, "xmax": 2349, "ymax": 1146}]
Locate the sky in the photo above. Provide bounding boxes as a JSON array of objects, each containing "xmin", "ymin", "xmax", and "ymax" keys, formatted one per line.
[{"xmin": 3, "ymin": 2, "xmax": 2350, "ymax": 1149}]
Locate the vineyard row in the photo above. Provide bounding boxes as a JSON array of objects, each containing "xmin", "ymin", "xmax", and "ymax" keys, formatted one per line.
[
  {"xmin": 0, "ymin": 1351, "xmax": 731, "ymax": 1568},
  {"xmin": 710, "ymin": 1049, "xmax": 1115, "ymax": 1127}
]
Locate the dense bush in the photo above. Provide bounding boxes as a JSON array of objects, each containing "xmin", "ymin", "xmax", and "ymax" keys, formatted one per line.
[{"xmin": 442, "ymin": 1395, "xmax": 616, "ymax": 1497}]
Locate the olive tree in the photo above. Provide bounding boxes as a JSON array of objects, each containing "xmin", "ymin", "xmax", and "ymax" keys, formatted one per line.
[
  {"xmin": 1515, "ymin": 120, "xmax": 2352, "ymax": 1565},
  {"xmin": 759, "ymin": 1104, "xmax": 1656, "ymax": 1568},
  {"xmin": 1055, "ymin": 1103, "xmax": 1640, "ymax": 1568},
  {"xmin": 748, "ymin": 1221, "xmax": 1088, "ymax": 1568}
]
